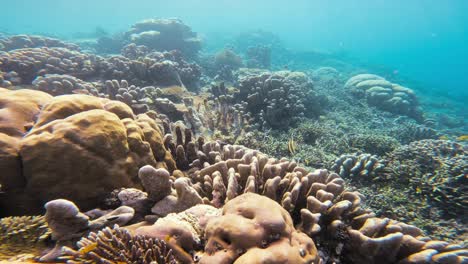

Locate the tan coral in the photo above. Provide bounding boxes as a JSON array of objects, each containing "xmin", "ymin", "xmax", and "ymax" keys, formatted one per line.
[
  {"xmin": 0, "ymin": 89, "xmax": 175, "ymax": 215},
  {"xmin": 199, "ymin": 193, "xmax": 320, "ymax": 264}
]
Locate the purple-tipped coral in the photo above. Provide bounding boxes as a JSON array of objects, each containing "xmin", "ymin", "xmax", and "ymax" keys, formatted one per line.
[{"xmin": 61, "ymin": 225, "xmax": 177, "ymax": 264}]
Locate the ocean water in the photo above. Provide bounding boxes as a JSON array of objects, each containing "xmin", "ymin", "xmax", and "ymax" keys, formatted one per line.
[
  {"xmin": 1, "ymin": 1, "xmax": 467, "ymax": 263},
  {"xmin": 2, "ymin": 0, "xmax": 468, "ymax": 103}
]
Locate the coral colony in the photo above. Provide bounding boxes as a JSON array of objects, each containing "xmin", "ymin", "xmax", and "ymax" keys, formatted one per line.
[{"xmin": 0, "ymin": 18, "xmax": 466, "ymax": 264}]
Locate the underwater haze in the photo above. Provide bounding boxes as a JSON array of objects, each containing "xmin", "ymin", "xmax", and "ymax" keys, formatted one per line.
[
  {"xmin": 1, "ymin": 1, "xmax": 467, "ymax": 263},
  {"xmin": 3, "ymin": 0, "xmax": 468, "ymax": 101}
]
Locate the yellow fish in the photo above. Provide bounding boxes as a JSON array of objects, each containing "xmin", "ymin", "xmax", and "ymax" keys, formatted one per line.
[
  {"xmin": 456, "ymin": 135, "xmax": 468, "ymax": 141},
  {"xmin": 78, "ymin": 242, "xmax": 97, "ymax": 254},
  {"xmin": 288, "ymin": 137, "xmax": 297, "ymax": 155},
  {"xmin": 439, "ymin": 135, "xmax": 449, "ymax": 140}
]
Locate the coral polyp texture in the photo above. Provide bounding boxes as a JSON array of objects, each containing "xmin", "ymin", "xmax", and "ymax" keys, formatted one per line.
[
  {"xmin": 236, "ymin": 70, "xmax": 320, "ymax": 129},
  {"xmin": 345, "ymin": 74, "xmax": 422, "ymax": 120},
  {"xmin": 0, "ymin": 88, "xmax": 175, "ymax": 215},
  {"xmin": 61, "ymin": 225, "xmax": 177, "ymax": 264},
  {"xmin": 0, "ymin": 215, "xmax": 51, "ymax": 260}
]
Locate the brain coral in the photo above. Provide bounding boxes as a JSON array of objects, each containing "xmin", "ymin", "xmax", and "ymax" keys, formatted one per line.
[
  {"xmin": 0, "ymin": 88, "xmax": 175, "ymax": 216},
  {"xmin": 345, "ymin": 74, "xmax": 422, "ymax": 120}
]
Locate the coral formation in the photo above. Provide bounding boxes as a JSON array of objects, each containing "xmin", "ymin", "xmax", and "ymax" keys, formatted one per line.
[
  {"xmin": 0, "ymin": 35, "xmax": 79, "ymax": 51},
  {"xmin": 236, "ymin": 70, "xmax": 319, "ymax": 128},
  {"xmin": 200, "ymin": 193, "xmax": 320, "ymax": 263},
  {"xmin": 32, "ymin": 74, "xmax": 101, "ymax": 96},
  {"xmin": 345, "ymin": 74, "xmax": 422, "ymax": 120},
  {"xmin": 0, "ymin": 89, "xmax": 175, "ymax": 215},
  {"xmin": 331, "ymin": 153, "xmax": 385, "ymax": 179},
  {"xmin": 124, "ymin": 18, "xmax": 201, "ymax": 58},
  {"xmin": 61, "ymin": 225, "xmax": 177, "ymax": 264},
  {"xmin": 246, "ymin": 45, "xmax": 271, "ymax": 69},
  {"xmin": 0, "ymin": 47, "xmax": 100, "ymax": 83},
  {"xmin": 105, "ymin": 79, "xmax": 151, "ymax": 113},
  {"xmin": 0, "ymin": 215, "xmax": 51, "ymax": 260},
  {"xmin": 384, "ymin": 140, "xmax": 467, "ymax": 214}
]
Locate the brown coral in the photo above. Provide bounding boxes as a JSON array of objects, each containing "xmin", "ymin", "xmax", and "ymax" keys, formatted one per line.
[
  {"xmin": 0, "ymin": 89, "xmax": 175, "ymax": 215},
  {"xmin": 0, "ymin": 215, "xmax": 51, "ymax": 260},
  {"xmin": 61, "ymin": 225, "xmax": 177, "ymax": 264}
]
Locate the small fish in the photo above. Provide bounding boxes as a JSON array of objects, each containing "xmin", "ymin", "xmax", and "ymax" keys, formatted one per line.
[
  {"xmin": 415, "ymin": 187, "xmax": 422, "ymax": 194},
  {"xmin": 288, "ymin": 137, "xmax": 297, "ymax": 155},
  {"xmin": 164, "ymin": 234, "xmax": 172, "ymax": 242},
  {"xmin": 439, "ymin": 135, "xmax": 449, "ymax": 140},
  {"xmin": 78, "ymin": 242, "xmax": 97, "ymax": 254},
  {"xmin": 456, "ymin": 135, "xmax": 468, "ymax": 141}
]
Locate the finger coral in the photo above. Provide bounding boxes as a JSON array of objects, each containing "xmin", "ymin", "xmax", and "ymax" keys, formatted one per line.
[{"xmin": 0, "ymin": 215, "xmax": 51, "ymax": 260}]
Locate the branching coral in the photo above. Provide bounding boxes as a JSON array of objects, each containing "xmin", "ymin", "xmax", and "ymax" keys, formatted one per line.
[
  {"xmin": 105, "ymin": 79, "xmax": 152, "ymax": 113},
  {"xmin": 0, "ymin": 215, "xmax": 51, "ymax": 260},
  {"xmin": 61, "ymin": 225, "xmax": 177, "ymax": 264},
  {"xmin": 236, "ymin": 70, "xmax": 320, "ymax": 129},
  {"xmin": 383, "ymin": 139, "xmax": 467, "ymax": 215},
  {"xmin": 331, "ymin": 153, "xmax": 386, "ymax": 180},
  {"xmin": 33, "ymin": 74, "xmax": 102, "ymax": 96}
]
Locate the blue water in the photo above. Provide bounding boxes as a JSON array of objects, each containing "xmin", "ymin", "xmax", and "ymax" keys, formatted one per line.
[{"xmin": 2, "ymin": 0, "xmax": 468, "ymax": 102}]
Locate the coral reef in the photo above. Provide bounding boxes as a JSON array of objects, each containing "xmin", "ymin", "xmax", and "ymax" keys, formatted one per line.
[
  {"xmin": 105, "ymin": 79, "xmax": 151, "ymax": 113},
  {"xmin": 32, "ymin": 74, "xmax": 101, "ymax": 96},
  {"xmin": 236, "ymin": 70, "xmax": 320, "ymax": 129},
  {"xmin": 331, "ymin": 153, "xmax": 385, "ymax": 180},
  {"xmin": 61, "ymin": 225, "xmax": 177, "ymax": 264},
  {"xmin": 0, "ymin": 35, "xmax": 79, "ymax": 51},
  {"xmin": 0, "ymin": 47, "xmax": 101, "ymax": 83},
  {"xmin": 125, "ymin": 18, "xmax": 201, "ymax": 58},
  {"xmin": 0, "ymin": 215, "xmax": 51, "ymax": 260},
  {"xmin": 246, "ymin": 45, "xmax": 271, "ymax": 69},
  {"xmin": 345, "ymin": 74, "xmax": 422, "ymax": 120},
  {"xmin": 0, "ymin": 89, "xmax": 175, "ymax": 215},
  {"xmin": 384, "ymin": 140, "xmax": 467, "ymax": 215}
]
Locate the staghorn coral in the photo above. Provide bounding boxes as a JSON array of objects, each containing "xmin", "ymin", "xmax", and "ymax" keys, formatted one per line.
[
  {"xmin": 61, "ymin": 225, "xmax": 177, "ymax": 264},
  {"xmin": 345, "ymin": 74, "xmax": 422, "ymax": 120},
  {"xmin": 0, "ymin": 34, "xmax": 80, "ymax": 51},
  {"xmin": 331, "ymin": 153, "xmax": 386, "ymax": 180},
  {"xmin": 0, "ymin": 47, "xmax": 101, "ymax": 83},
  {"xmin": 0, "ymin": 89, "xmax": 175, "ymax": 215},
  {"xmin": 32, "ymin": 74, "xmax": 102, "ymax": 96},
  {"xmin": 0, "ymin": 215, "xmax": 51, "ymax": 260},
  {"xmin": 236, "ymin": 70, "xmax": 320, "ymax": 129},
  {"xmin": 125, "ymin": 18, "xmax": 201, "ymax": 58}
]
